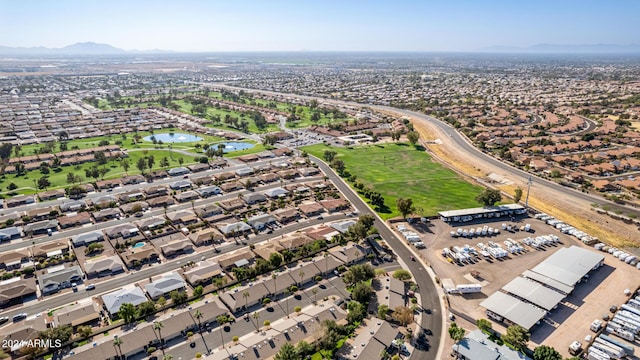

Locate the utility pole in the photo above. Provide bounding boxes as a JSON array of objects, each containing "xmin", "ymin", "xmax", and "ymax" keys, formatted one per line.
[{"xmin": 524, "ymin": 175, "xmax": 533, "ymax": 208}]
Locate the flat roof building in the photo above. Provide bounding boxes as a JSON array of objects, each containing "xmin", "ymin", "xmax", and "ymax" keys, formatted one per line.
[
  {"xmin": 501, "ymin": 276, "xmax": 565, "ymax": 311},
  {"xmin": 480, "ymin": 292, "xmax": 547, "ymax": 330}
]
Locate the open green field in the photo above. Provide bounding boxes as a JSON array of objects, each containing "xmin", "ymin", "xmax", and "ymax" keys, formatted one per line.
[{"xmin": 302, "ymin": 143, "xmax": 483, "ymax": 219}]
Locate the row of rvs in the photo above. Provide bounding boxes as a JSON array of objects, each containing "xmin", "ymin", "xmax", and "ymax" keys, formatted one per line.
[
  {"xmin": 535, "ymin": 213, "xmax": 598, "ymax": 245},
  {"xmin": 521, "ymin": 234, "xmax": 561, "ymax": 249},
  {"xmin": 449, "ymin": 225, "xmax": 500, "ymax": 238},
  {"xmin": 593, "ymin": 243, "xmax": 640, "ymax": 268},
  {"xmin": 585, "ymin": 295, "xmax": 640, "ymax": 359},
  {"xmin": 396, "ymin": 225, "xmax": 425, "ymax": 249}
]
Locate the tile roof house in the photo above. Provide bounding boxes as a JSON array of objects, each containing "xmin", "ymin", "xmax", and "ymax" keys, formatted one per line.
[
  {"xmin": 57, "ymin": 211, "xmax": 92, "ymax": 229},
  {"xmin": 54, "ymin": 300, "xmax": 101, "ymax": 327},
  {"xmin": 0, "ymin": 277, "xmax": 37, "ymax": 307},
  {"xmin": 183, "ymin": 260, "xmax": 223, "ymax": 285},
  {"xmin": 84, "ymin": 255, "xmax": 125, "ymax": 278},
  {"xmin": 189, "ymin": 227, "xmax": 224, "ymax": 246},
  {"xmin": 299, "ymin": 202, "xmax": 325, "ymax": 217}
]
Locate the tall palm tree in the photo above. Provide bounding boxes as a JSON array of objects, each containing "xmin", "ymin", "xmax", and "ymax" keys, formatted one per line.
[
  {"xmin": 216, "ymin": 315, "xmax": 229, "ymax": 355},
  {"xmin": 272, "ymin": 274, "xmax": 277, "ymax": 298},
  {"xmin": 154, "ymin": 321, "xmax": 165, "ymax": 354},
  {"xmin": 193, "ymin": 310, "xmax": 203, "ymax": 330},
  {"xmin": 252, "ymin": 312, "xmax": 260, "ymax": 332},
  {"xmin": 312, "ymin": 288, "xmax": 318, "ymax": 304},
  {"xmin": 284, "ymin": 288, "xmax": 290, "ymax": 318},
  {"xmin": 298, "ymin": 270, "xmax": 305, "ymax": 286},
  {"xmin": 112, "ymin": 336, "xmax": 123, "ymax": 360},
  {"xmin": 242, "ymin": 290, "xmax": 250, "ymax": 311},
  {"xmin": 193, "ymin": 310, "xmax": 210, "ymax": 354},
  {"xmin": 324, "ymin": 252, "xmax": 329, "ymax": 276}
]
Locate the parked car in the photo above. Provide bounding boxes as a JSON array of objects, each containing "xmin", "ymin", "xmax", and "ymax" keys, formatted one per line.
[
  {"xmin": 86, "ymin": 284, "xmax": 96, "ymax": 291},
  {"xmin": 13, "ymin": 313, "xmax": 27, "ymax": 322},
  {"xmin": 0, "ymin": 316, "xmax": 9, "ymax": 325}
]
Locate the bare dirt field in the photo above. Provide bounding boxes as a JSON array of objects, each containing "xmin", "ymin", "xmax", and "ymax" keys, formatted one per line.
[{"xmin": 394, "ymin": 216, "xmax": 640, "ymax": 358}]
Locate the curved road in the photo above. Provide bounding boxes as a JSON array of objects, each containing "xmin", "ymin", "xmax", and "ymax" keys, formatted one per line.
[{"xmin": 310, "ymin": 156, "xmax": 443, "ymax": 360}]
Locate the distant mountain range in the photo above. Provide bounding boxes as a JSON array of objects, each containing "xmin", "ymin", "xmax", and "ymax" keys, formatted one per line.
[
  {"xmin": 0, "ymin": 42, "xmax": 172, "ymax": 55},
  {"xmin": 479, "ymin": 43, "xmax": 640, "ymax": 54}
]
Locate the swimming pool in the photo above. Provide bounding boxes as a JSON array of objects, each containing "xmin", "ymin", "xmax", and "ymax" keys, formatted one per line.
[
  {"xmin": 132, "ymin": 242, "xmax": 145, "ymax": 249},
  {"xmin": 215, "ymin": 142, "xmax": 255, "ymax": 153},
  {"xmin": 143, "ymin": 133, "xmax": 203, "ymax": 143}
]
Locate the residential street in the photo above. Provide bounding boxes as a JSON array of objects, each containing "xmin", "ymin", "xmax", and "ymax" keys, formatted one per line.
[{"xmin": 310, "ymin": 156, "xmax": 443, "ymax": 360}]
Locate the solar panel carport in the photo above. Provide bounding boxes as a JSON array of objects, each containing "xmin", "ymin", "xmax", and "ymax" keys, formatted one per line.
[
  {"xmin": 502, "ymin": 276, "xmax": 566, "ymax": 311},
  {"xmin": 480, "ymin": 292, "xmax": 547, "ymax": 330}
]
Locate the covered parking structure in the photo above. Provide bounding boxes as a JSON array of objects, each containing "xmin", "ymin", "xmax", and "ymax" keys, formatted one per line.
[
  {"xmin": 501, "ymin": 276, "xmax": 566, "ymax": 311},
  {"xmin": 480, "ymin": 292, "xmax": 547, "ymax": 330},
  {"xmin": 526, "ymin": 246, "xmax": 604, "ymax": 292},
  {"xmin": 439, "ymin": 204, "xmax": 526, "ymax": 224}
]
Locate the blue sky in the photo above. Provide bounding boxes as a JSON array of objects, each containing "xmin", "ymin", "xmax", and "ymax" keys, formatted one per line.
[{"xmin": 0, "ymin": 0, "xmax": 638, "ymax": 51}]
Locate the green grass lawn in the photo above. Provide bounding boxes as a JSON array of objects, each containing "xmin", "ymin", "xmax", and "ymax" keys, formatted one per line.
[{"xmin": 302, "ymin": 143, "xmax": 483, "ymax": 219}]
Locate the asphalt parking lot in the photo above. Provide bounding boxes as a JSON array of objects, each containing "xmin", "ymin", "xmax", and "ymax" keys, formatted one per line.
[{"xmin": 394, "ymin": 216, "xmax": 640, "ymax": 357}]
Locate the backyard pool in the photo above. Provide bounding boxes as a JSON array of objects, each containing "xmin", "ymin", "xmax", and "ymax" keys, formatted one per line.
[
  {"xmin": 143, "ymin": 133, "xmax": 203, "ymax": 143},
  {"xmin": 132, "ymin": 242, "xmax": 145, "ymax": 249}
]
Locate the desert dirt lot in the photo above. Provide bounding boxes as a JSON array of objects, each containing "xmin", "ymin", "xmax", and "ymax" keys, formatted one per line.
[{"xmin": 393, "ymin": 216, "xmax": 640, "ymax": 358}]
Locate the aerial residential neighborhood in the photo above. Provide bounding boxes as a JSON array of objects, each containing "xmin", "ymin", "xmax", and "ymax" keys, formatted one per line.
[{"xmin": 1, "ymin": 2, "xmax": 640, "ymax": 360}]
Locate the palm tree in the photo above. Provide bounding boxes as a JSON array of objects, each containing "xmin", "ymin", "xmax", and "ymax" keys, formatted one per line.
[
  {"xmin": 193, "ymin": 310, "xmax": 203, "ymax": 330},
  {"xmin": 252, "ymin": 312, "xmax": 261, "ymax": 332},
  {"xmin": 284, "ymin": 288, "xmax": 290, "ymax": 318},
  {"xmin": 154, "ymin": 321, "xmax": 165, "ymax": 354},
  {"xmin": 323, "ymin": 252, "xmax": 329, "ymax": 276},
  {"xmin": 312, "ymin": 288, "xmax": 318, "ymax": 304},
  {"xmin": 216, "ymin": 315, "xmax": 229, "ymax": 354},
  {"xmin": 193, "ymin": 310, "xmax": 210, "ymax": 354},
  {"xmin": 272, "ymin": 274, "xmax": 277, "ymax": 298},
  {"xmin": 119, "ymin": 303, "xmax": 136, "ymax": 325},
  {"xmin": 298, "ymin": 270, "xmax": 305, "ymax": 286},
  {"xmin": 243, "ymin": 290, "xmax": 250, "ymax": 311},
  {"xmin": 112, "ymin": 336, "xmax": 123, "ymax": 359}
]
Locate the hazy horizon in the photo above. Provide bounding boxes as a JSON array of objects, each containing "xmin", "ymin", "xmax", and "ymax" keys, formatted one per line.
[{"xmin": 1, "ymin": 0, "xmax": 639, "ymax": 52}]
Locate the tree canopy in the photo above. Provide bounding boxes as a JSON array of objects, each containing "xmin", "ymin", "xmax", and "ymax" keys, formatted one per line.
[
  {"xmin": 502, "ymin": 325, "xmax": 530, "ymax": 351},
  {"xmin": 533, "ymin": 345, "xmax": 562, "ymax": 360},
  {"xmin": 396, "ymin": 197, "xmax": 416, "ymax": 218},
  {"xmin": 475, "ymin": 188, "xmax": 502, "ymax": 206}
]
